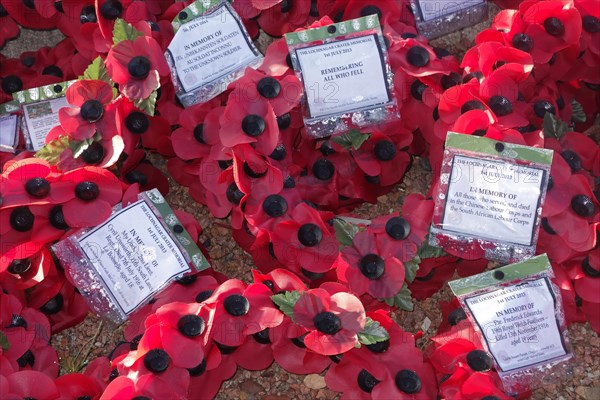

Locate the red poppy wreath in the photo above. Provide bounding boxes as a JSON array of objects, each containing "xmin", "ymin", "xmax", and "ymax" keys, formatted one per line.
[{"xmin": 1, "ymin": 0, "xmax": 599, "ymax": 399}]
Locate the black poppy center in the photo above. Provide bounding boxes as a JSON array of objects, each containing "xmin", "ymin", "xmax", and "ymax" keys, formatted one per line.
[
  {"xmin": 187, "ymin": 358, "xmax": 207, "ymax": 376},
  {"xmin": 312, "ymin": 158, "xmax": 335, "ymax": 180},
  {"xmin": 466, "ymin": 349, "xmax": 493, "ymax": 371},
  {"xmin": 17, "ymin": 350, "xmax": 35, "ymax": 368},
  {"xmin": 0, "ymin": 3, "xmax": 8, "ymax": 17},
  {"xmin": 544, "ymin": 17, "xmax": 565, "ymax": 36},
  {"xmin": 297, "ymin": 223, "xmax": 322, "ymax": 247},
  {"xmin": 291, "ymin": 333, "xmax": 307, "ymax": 348},
  {"xmin": 313, "ymin": 311, "xmax": 342, "ymax": 334},
  {"xmin": 262, "ymin": 194, "xmax": 288, "ymax": 217},
  {"xmin": 2, "ymin": 75, "xmax": 23, "ymax": 94},
  {"xmin": 81, "ymin": 141, "xmax": 105, "ymax": 164},
  {"xmin": 8, "ymin": 314, "xmax": 28, "ymax": 329},
  {"xmin": 49, "ymin": 205, "xmax": 69, "ymax": 230},
  {"xmin": 441, "ymin": 72, "xmax": 461, "ymax": 90},
  {"xmin": 226, "ymin": 182, "xmax": 244, "ymax": 205},
  {"xmin": 125, "ymin": 111, "xmax": 150, "ymax": 134},
  {"xmin": 241, "ymin": 114, "xmax": 266, "ymax": 137},
  {"xmin": 406, "ymin": 46, "xmax": 430, "ymax": 67},
  {"xmin": 533, "ymin": 100, "xmax": 556, "ymax": 118},
  {"xmin": 25, "ymin": 177, "xmax": 51, "ymax": 198},
  {"xmin": 560, "ymin": 150, "xmax": 582, "ymax": 172},
  {"xmin": 128, "ymin": 56, "xmax": 151, "ymax": 79},
  {"xmin": 359, "ymin": 254, "xmax": 385, "ymax": 280},
  {"xmin": 193, "ymin": 124, "xmax": 205, "ymax": 143},
  {"xmin": 385, "ymin": 217, "xmax": 411, "ymax": 240},
  {"xmin": 357, "ymin": 369, "xmax": 380, "ymax": 393},
  {"xmin": 448, "ymin": 308, "xmax": 467, "ymax": 326},
  {"xmin": 582, "ymin": 257, "xmax": 600, "ymax": 278},
  {"xmin": 269, "ymin": 143, "xmax": 286, "ymax": 161},
  {"xmin": 80, "ymin": 100, "xmax": 104, "ymax": 122},
  {"xmin": 361, "ymin": 5, "xmax": 382, "ymax": 19},
  {"xmin": 125, "ymin": 170, "xmax": 148, "ymax": 187},
  {"xmin": 488, "ymin": 95, "xmax": 513, "ymax": 116},
  {"xmin": 461, "ymin": 100, "xmax": 486, "ymax": 114},
  {"xmin": 42, "ymin": 65, "xmax": 63, "ymax": 78},
  {"xmin": 177, "ymin": 314, "xmax": 205, "ymax": 337},
  {"xmin": 571, "ymin": 194, "xmax": 595, "ymax": 217},
  {"xmin": 410, "ymin": 80, "xmax": 427, "ymax": 101},
  {"xmin": 80, "ymin": 5, "xmax": 97, "ymax": 23},
  {"xmin": 22, "ymin": 0, "xmax": 35, "ymax": 9},
  {"xmin": 374, "ymin": 140, "xmax": 397, "ymax": 161},
  {"xmin": 100, "ymin": 0, "xmax": 122, "ymax": 20},
  {"xmin": 280, "ymin": 0, "xmax": 292, "ymax": 13},
  {"xmin": 366, "ymin": 338, "xmax": 390, "ymax": 353},
  {"xmin": 253, "ymin": 328, "xmax": 271, "ymax": 344},
  {"xmin": 143, "ymin": 349, "xmax": 170, "ymax": 373},
  {"xmin": 512, "ymin": 33, "xmax": 534, "ymax": 52},
  {"xmin": 223, "ymin": 294, "xmax": 250, "ymax": 316},
  {"xmin": 195, "ymin": 290, "xmax": 214, "ymax": 303},
  {"xmin": 10, "ymin": 207, "xmax": 35, "ymax": 232},
  {"xmin": 75, "ymin": 181, "xmax": 100, "ymax": 201},
  {"xmin": 276, "ymin": 113, "xmax": 291, "ymax": 130},
  {"xmin": 8, "ymin": 258, "xmax": 32, "ymax": 275},
  {"xmin": 40, "ymin": 293, "xmax": 64, "ymax": 315},
  {"xmin": 257, "ymin": 77, "xmax": 281, "ymax": 99},
  {"xmin": 583, "ymin": 15, "xmax": 600, "ymax": 33},
  {"xmin": 395, "ymin": 369, "xmax": 422, "ymax": 394}
]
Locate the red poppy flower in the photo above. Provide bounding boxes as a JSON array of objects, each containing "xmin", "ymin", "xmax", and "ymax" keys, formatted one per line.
[
  {"xmin": 438, "ymin": 80, "xmax": 496, "ymax": 126},
  {"xmin": 142, "ymin": 303, "xmax": 207, "ymax": 369},
  {"xmin": 219, "ymin": 92, "xmax": 279, "ymax": 156},
  {"xmin": 230, "ymin": 67, "xmax": 303, "ymax": 117},
  {"xmin": 244, "ymin": 187, "xmax": 302, "ymax": 232},
  {"xmin": 271, "ymin": 203, "xmax": 340, "ymax": 274},
  {"xmin": 186, "ymin": 345, "xmax": 233, "ymax": 400},
  {"xmin": 170, "ymin": 100, "xmax": 221, "ymax": 161},
  {"xmin": 100, "ymin": 374, "xmax": 189, "ymax": 400},
  {"xmin": 0, "ymin": 243, "xmax": 50, "ymax": 290},
  {"xmin": 566, "ymin": 253, "xmax": 600, "ymax": 309},
  {"xmin": 551, "ymin": 259, "xmax": 588, "ymax": 326},
  {"xmin": 55, "ymin": 373, "xmax": 102, "ymax": 400},
  {"xmin": 231, "ymin": 144, "xmax": 285, "ymax": 204},
  {"xmin": 203, "ymin": 279, "xmax": 283, "ymax": 347},
  {"xmin": 391, "ymin": 38, "xmax": 455, "ymax": 78},
  {"xmin": 56, "ymin": 166, "xmax": 123, "ymax": 227},
  {"xmin": 251, "ymin": 268, "xmax": 308, "ymax": 293},
  {"xmin": 115, "ymin": 98, "xmax": 173, "ymax": 156},
  {"xmin": 349, "ymin": 130, "xmax": 412, "ymax": 187},
  {"xmin": 371, "ymin": 344, "xmax": 438, "ymax": 400},
  {"xmin": 25, "ymin": 260, "xmax": 88, "ymax": 333},
  {"xmin": 337, "ymin": 231, "xmax": 405, "ymax": 299},
  {"xmin": 258, "ymin": 37, "xmax": 294, "ymax": 77},
  {"xmin": 106, "ymin": 35, "xmax": 169, "ymax": 100},
  {"xmin": 58, "ymin": 79, "xmax": 116, "ymax": 141},
  {"xmin": 369, "ymin": 193, "xmax": 434, "ymax": 262},
  {"xmin": 119, "ymin": 151, "xmax": 169, "ymax": 195},
  {"xmin": 3, "ymin": 370, "xmax": 59, "ymax": 400},
  {"xmin": 293, "ymin": 288, "xmax": 365, "ymax": 355},
  {"xmin": 257, "ymin": 0, "xmax": 312, "ymax": 37},
  {"xmin": 1, "ymin": 158, "xmax": 73, "ymax": 208},
  {"xmin": 270, "ymin": 316, "xmax": 331, "ymax": 374},
  {"xmin": 124, "ymin": 273, "xmax": 220, "ymax": 341}
]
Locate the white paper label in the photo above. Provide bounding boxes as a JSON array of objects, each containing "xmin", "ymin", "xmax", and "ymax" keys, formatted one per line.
[
  {"xmin": 0, "ymin": 114, "xmax": 18, "ymax": 152},
  {"xmin": 417, "ymin": 0, "xmax": 485, "ymax": 22},
  {"xmin": 465, "ymin": 278, "xmax": 567, "ymax": 371},
  {"xmin": 168, "ymin": 3, "xmax": 258, "ymax": 92},
  {"xmin": 295, "ymin": 34, "xmax": 391, "ymax": 119},
  {"xmin": 22, "ymin": 97, "xmax": 69, "ymax": 151},
  {"xmin": 78, "ymin": 200, "xmax": 190, "ymax": 315},
  {"xmin": 442, "ymin": 155, "xmax": 544, "ymax": 246}
]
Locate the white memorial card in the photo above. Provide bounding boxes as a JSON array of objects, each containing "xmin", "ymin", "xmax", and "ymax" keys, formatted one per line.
[
  {"xmin": 465, "ymin": 277, "xmax": 567, "ymax": 371},
  {"xmin": 442, "ymin": 155, "xmax": 545, "ymax": 246},
  {"xmin": 295, "ymin": 34, "xmax": 391, "ymax": 119},
  {"xmin": 77, "ymin": 200, "xmax": 190, "ymax": 315},
  {"xmin": 416, "ymin": 0, "xmax": 486, "ymax": 22},
  {"xmin": 168, "ymin": 3, "xmax": 259, "ymax": 93},
  {"xmin": 0, "ymin": 114, "xmax": 18, "ymax": 152},
  {"xmin": 22, "ymin": 96, "xmax": 69, "ymax": 151}
]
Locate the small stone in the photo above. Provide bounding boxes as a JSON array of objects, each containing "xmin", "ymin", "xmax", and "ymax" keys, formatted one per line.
[
  {"xmin": 262, "ymin": 396, "xmax": 288, "ymax": 400},
  {"xmin": 241, "ymin": 380, "xmax": 264, "ymax": 395},
  {"xmin": 303, "ymin": 374, "xmax": 326, "ymax": 390}
]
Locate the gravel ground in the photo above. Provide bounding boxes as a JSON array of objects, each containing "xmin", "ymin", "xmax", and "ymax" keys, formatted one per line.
[{"xmin": 3, "ymin": 4, "xmax": 599, "ymax": 399}]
